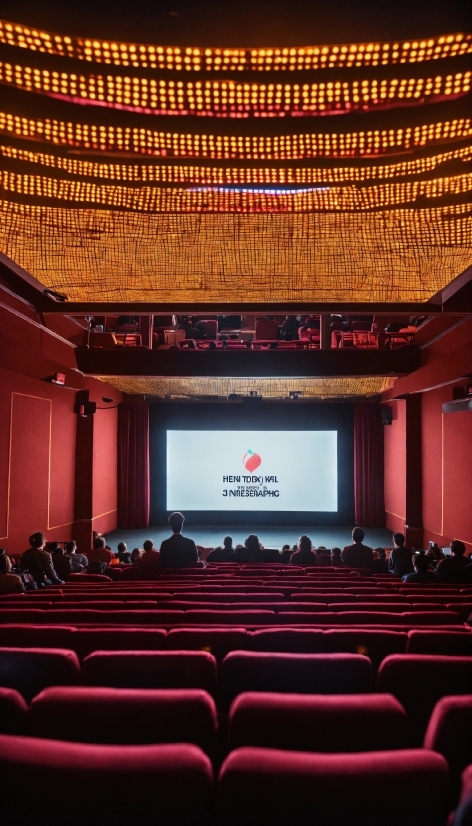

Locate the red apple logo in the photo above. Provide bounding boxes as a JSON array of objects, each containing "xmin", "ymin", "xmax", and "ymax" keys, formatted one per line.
[{"xmin": 243, "ymin": 449, "xmax": 261, "ymax": 472}]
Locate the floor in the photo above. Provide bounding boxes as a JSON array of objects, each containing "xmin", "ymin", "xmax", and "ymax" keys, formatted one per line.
[{"xmin": 106, "ymin": 525, "xmax": 393, "ymax": 551}]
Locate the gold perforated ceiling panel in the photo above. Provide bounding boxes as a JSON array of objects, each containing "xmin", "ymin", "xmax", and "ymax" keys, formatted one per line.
[
  {"xmin": 0, "ymin": 200, "xmax": 470, "ymax": 303},
  {"xmin": 97, "ymin": 376, "xmax": 393, "ymax": 398}
]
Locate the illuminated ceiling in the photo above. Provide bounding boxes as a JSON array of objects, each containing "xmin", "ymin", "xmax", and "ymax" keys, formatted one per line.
[
  {"xmin": 0, "ymin": 17, "xmax": 471, "ymax": 306},
  {"xmin": 97, "ymin": 376, "xmax": 394, "ymax": 398}
]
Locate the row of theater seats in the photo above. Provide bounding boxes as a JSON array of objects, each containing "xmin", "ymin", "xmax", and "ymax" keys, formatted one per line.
[
  {"xmin": 1, "ymin": 688, "xmax": 471, "ymax": 823},
  {"xmin": 1, "ymin": 646, "xmax": 472, "ymax": 733},
  {"xmin": 2, "ymin": 733, "xmax": 468, "ymax": 826},
  {"xmin": 0, "ymin": 625, "xmax": 472, "ymax": 667}
]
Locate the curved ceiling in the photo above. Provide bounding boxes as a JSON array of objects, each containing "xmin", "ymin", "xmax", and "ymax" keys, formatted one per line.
[{"xmin": 0, "ymin": 15, "xmax": 470, "ymax": 307}]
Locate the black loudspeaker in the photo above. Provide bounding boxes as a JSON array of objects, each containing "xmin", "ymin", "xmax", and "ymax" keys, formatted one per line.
[{"xmin": 381, "ymin": 407, "xmax": 393, "ymax": 425}]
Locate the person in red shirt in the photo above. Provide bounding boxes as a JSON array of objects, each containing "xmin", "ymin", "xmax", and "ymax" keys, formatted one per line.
[
  {"xmin": 141, "ymin": 539, "xmax": 161, "ymax": 568},
  {"xmin": 87, "ymin": 536, "xmax": 114, "ymax": 565}
]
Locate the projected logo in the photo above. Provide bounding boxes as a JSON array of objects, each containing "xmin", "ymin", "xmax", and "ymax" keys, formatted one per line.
[{"xmin": 243, "ymin": 449, "xmax": 262, "ymax": 473}]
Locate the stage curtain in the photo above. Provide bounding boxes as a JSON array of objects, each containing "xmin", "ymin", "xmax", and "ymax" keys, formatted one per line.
[
  {"xmin": 118, "ymin": 402, "xmax": 150, "ymax": 528},
  {"xmin": 354, "ymin": 403, "xmax": 385, "ymax": 527}
]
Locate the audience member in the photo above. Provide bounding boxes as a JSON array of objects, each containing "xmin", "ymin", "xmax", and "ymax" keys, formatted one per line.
[
  {"xmin": 282, "ymin": 315, "xmax": 299, "ymax": 341},
  {"xmin": 426, "ymin": 543, "xmax": 446, "ymax": 568},
  {"xmin": 0, "ymin": 550, "xmax": 24, "ymax": 594},
  {"xmin": 401, "ymin": 552, "xmax": 437, "ymax": 583},
  {"xmin": 88, "ymin": 536, "xmax": 114, "ymax": 565},
  {"xmin": 159, "ymin": 512, "xmax": 199, "ymax": 568},
  {"xmin": 435, "ymin": 540, "xmax": 469, "ymax": 583},
  {"xmin": 316, "ymin": 551, "xmax": 332, "ymax": 567},
  {"xmin": 388, "ymin": 533, "xmax": 414, "ymax": 576},
  {"xmin": 131, "ymin": 548, "xmax": 143, "ymax": 565},
  {"xmin": 341, "ymin": 528, "xmax": 374, "ymax": 569},
  {"xmin": 331, "ymin": 547, "xmax": 343, "ymax": 566},
  {"xmin": 207, "ymin": 536, "xmax": 236, "ymax": 563},
  {"xmin": 21, "ymin": 532, "xmax": 63, "ymax": 586},
  {"xmin": 65, "ymin": 541, "xmax": 88, "ymax": 572},
  {"xmin": 115, "ymin": 542, "xmax": 131, "ymax": 564},
  {"xmin": 141, "ymin": 539, "xmax": 161, "ymax": 567},
  {"xmin": 51, "ymin": 547, "xmax": 72, "ymax": 580},
  {"xmin": 290, "ymin": 535, "xmax": 318, "ymax": 566},
  {"xmin": 371, "ymin": 548, "xmax": 389, "ymax": 574},
  {"xmin": 235, "ymin": 534, "xmax": 264, "ymax": 563},
  {"xmin": 280, "ymin": 544, "xmax": 293, "ymax": 564}
]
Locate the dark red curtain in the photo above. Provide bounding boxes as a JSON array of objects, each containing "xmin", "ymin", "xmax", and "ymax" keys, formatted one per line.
[
  {"xmin": 118, "ymin": 402, "xmax": 150, "ymax": 528},
  {"xmin": 354, "ymin": 403, "xmax": 385, "ymax": 527}
]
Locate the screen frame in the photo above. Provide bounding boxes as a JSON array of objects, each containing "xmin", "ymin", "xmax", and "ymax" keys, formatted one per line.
[{"xmin": 150, "ymin": 401, "xmax": 355, "ymax": 526}]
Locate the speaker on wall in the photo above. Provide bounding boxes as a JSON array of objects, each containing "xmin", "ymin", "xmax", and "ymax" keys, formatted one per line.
[{"xmin": 381, "ymin": 407, "xmax": 393, "ymax": 425}]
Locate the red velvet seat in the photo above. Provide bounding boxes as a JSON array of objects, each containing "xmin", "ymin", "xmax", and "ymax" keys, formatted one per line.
[
  {"xmin": 0, "ymin": 735, "xmax": 213, "ymax": 826},
  {"xmin": 0, "ymin": 624, "xmax": 76, "ymax": 649},
  {"xmin": 67, "ymin": 573, "xmax": 112, "ymax": 582},
  {"xmin": 0, "ymin": 687, "xmax": 28, "ymax": 734},
  {"xmin": 74, "ymin": 628, "xmax": 167, "ymax": 659},
  {"xmin": 324, "ymin": 629, "xmax": 408, "ymax": 670},
  {"xmin": 30, "ymin": 686, "xmax": 217, "ymax": 755},
  {"xmin": 166, "ymin": 628, "xmax": 248, "ymax": 660},
  {"xmin": 229, "ymin": 691, "xmax": 409, "ymax": 752},
  {"xmin": 183, "ymin": 609, "xmax": 276, "ymax": 624},
  {"xmin": 249, "ymin": 628, "xmax": 325, "ymax": 653},
  {"xmin": 423, "ymin": 695, "xmax": 472, "ymax": 803},
  {"xmin": 376, "ymin": 654, "xmax": 472, "ymax": 744},
  {"xmin": 83, "ymin": 650, "xmax": 218, "ymax": 696},
  {"xmin": 216, "ymin": 747, "xmax": 449, "ymax": 826},
  {"xmin": 0, "ymin": 647, "xmax": 80, "ymax": 702},
  {"xmin": 41, "ymin": 609, "xmax": 185, "ymax": 624},
  {"xmin": 407, "ymin": 630, "xmax": 472, "ymax": 656},
  {"xmin": 220, "ymin": 652, "xmax": 373, "ymax": 710}
]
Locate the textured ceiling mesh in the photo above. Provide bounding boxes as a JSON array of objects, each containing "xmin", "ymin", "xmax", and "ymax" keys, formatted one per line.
[
  {"xmin": 98, "ymin": 376, "xmax": 394, "ymax": 398},
  {"xmin": 1, "ymin": 199, "xmax": 469, "ymax": 302}
]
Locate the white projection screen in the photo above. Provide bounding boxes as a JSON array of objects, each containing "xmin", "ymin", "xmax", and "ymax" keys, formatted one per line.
[{"xmin": 166, "ymin": 430, "xmax": 337, "ymax": 512}]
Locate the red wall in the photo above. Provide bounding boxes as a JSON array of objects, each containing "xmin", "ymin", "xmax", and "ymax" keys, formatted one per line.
[
  {"xmin": 0, "ymin": 366, "xmax": 77, "ymax": 553},
  {"xmin": 383, "ymin": 319, "xmax": 472, "ymax": 553},
  {"xmin": 0, "ymin": 304, "xmax": 121, "ymax": 554}
]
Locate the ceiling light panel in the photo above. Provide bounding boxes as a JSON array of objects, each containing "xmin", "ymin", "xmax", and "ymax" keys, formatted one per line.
[
  {"xmin": 0, "ymin": 20, "xmax": 470, "ymax": 71},
  {"xmin": 0, "ymin": 61, "xmax": 470, "ymax": 116},
  {"xmin": 1, "ymin": 142, "xmax": 471, "ymax": 185},
  {"xmin": 1, "ymin": 110, "xmax": 470, "ymax": 158}
]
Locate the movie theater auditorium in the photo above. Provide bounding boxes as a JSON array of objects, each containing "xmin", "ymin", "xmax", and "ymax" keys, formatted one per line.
[{"xmin": 0, "ymin": 9, "xmax": 472, "ymax": 826}]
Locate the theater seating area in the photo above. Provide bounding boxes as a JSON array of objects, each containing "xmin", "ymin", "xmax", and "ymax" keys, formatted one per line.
[{"xmin": 1, "ymin": 564, "xmax": 472, "ymax": 824}]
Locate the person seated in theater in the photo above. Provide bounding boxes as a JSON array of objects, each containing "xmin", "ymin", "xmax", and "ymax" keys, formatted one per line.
[
  {"xmin": 207, "ymin": 536, "xmax": 236, "ymax": 563},
  {"xmin": 116, "ymin": 542, "xmax": 131, "ymax": 564},
  {"xmin": 234, "ymin": 534, "xmax": 264, "ymax": 563},
  {"xmin": 388, "ymin": 533, "xmax": 414, "ymax": 576},
  {"xmin": 331, "ymin": 547, "xmax": 344, "ymax": 566},
  {"xmin": 21, "ymin": 532, "xmax": 64, "ymax": 586},
  {"xmin": 282, "ymin": 315, "xmax": 300, "ymax": 341},
  {"xmin": 159, "ymin": 512, "xmax": 198, "ymax": 568},
  {"xmin": 290, "ymin": 535, "xmax": 318, "ymax": 566},
  {"xmin": 131, "ymin": 547, "xmax": 143, "ymax": 565},
  {"xmin": 401, "ymin": 551, "xmax": 436, "ymax": 583},
  {"xmin": 426, "ymin": 543, "xmax": 446, "ymax": 568},
  {"xmin": 280, "ymin": 544, "xmax": 293, "ymax": 563},
  {"xmin": 435, "ymin": 540, "xmax": 469, "ymax": 583},
  {"xmin": 0, "ymin": 550, "xmax": 24, "ymax": 594},
  {"xmin": 177, "ymin": 315, "xmax": 202, "ymax": 340},
  {"xmin": 65, "ymin": 540, "xmax": 88, "ymax": 572},
  {"xmin": 141, "ymin": 539, "xmax": 161, "ymax": 567},
  {"xmin": 51, "ymin": 546, "xmax": 72, "ymax": 580},
  {"xmin": 88, "ymin": 536, "xmax": 114, "ymax": 565},
  {"xmin": 316, "ymin": 550, "xmax": 332, "ymax": 567},
  {"xmin": 341, "ymin": 528, "xmax": 374, "ymax": 569},
  {"xmin": 371, "ymin": 548, "xmax": 389, "ymax": 574}
]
